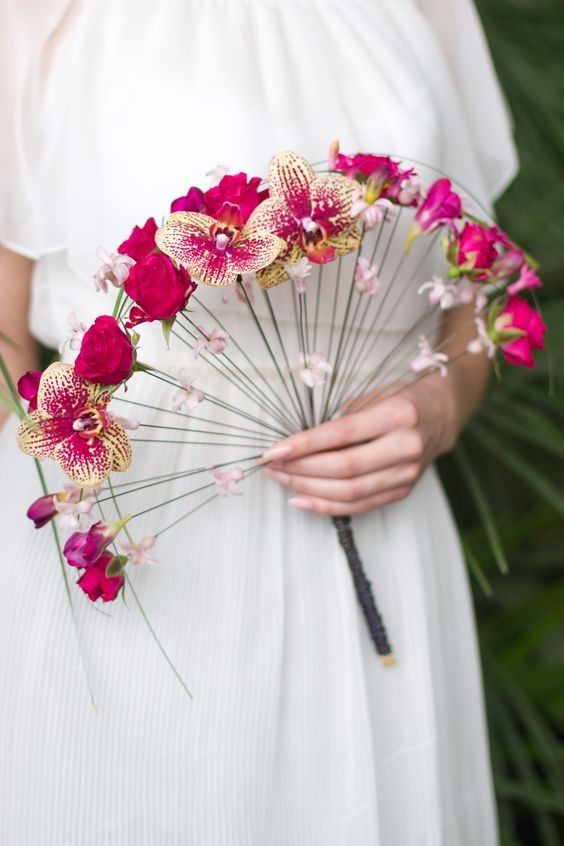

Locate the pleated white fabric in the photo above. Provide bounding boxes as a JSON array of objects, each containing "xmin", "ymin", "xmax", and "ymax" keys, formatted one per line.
[{"xmin": 0, "ymin": 1, "xmax": 517, "ymax": 843}]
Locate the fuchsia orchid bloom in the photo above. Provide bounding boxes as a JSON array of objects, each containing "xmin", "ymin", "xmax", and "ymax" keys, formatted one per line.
[
  {"xmin": 156, "ymin": 189, "xmax": 284, "ymax": 287},
  {"xmin": 405, "ymin": 178, "xmax": 462, "ymax": 251},
  {"xmin": 16, "ymin": 363, "xmax": 132, "ymax": 487},
  {"xmin": 249, "ymin": 151, "xmax": 361, "ymax": 288}
]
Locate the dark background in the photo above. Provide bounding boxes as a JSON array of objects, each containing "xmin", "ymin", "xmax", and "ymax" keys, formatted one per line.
[{"xmin": 439, "ymin": 1, "xmax": 564, "ymax": 842}]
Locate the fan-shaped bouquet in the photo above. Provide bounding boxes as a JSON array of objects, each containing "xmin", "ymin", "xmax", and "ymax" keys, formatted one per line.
[{"xmin": 11, "ymin": 144, "xmax": 546, "ymax": 689}]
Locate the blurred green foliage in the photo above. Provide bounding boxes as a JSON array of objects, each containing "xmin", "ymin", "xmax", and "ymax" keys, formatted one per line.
[{"xmin": 440, "ymin": 1, "xmax": 564, "ymax": 841}]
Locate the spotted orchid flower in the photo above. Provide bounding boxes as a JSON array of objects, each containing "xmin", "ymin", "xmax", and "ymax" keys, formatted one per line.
[
  {"xmin": 155, "ymin": 198, "xmax": 284, "ymax": 288},
  {"xmin": 410, "ymin": 335, "xmax": 449, "ymax": 378},
  {"xmin": 16, "ymin": 363, "xmax": 132, "ymax": 487},
  {"xmin": 249, "ymin": 151, "xmax": 361, "ymax": 288}
]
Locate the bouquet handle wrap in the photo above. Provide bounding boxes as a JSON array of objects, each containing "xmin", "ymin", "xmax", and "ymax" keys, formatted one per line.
[{"xmin": 332, "ymin": 516, "xmax": 395, "ymax": 665}]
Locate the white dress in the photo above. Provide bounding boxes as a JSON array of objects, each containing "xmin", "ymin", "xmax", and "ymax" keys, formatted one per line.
[{"xmin": 0, "ymin": 1, "xmax": 517, "ymax": 844}]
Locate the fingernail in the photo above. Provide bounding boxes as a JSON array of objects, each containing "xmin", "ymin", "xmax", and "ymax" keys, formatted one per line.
[
  {"xmin": 259, "ymin": 444, "xmax": 293, "ymax": 464},
  {"xmin": 288, "ymin": 496, "xmax": 313, "ymax": 510},
  {"xmin": 265, "ymin": 468, "xmax": 290, "ymax": 485}
]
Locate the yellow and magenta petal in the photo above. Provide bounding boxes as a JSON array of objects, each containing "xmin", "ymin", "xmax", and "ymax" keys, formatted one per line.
[
  {"xmin": 309, "ymin": 173, "xmax": 358, "ymax": 237},
  {"xmin": 37, "ymin": 362, "xmax": 96, "ymax": 418},
  {"xmin": 53, "ymin": 433, "xmax": 112, "ymax": 487},
  {"xmin": 267, "ymin": 151, "xmax": 314, "ymax": 219},
  {"xmin": 16, "ymin": 411, "xmax": 72, "ymax": 460},
  {"xmin": 103, "ymin": 422, "xmax": 133, "ymax": 473}
]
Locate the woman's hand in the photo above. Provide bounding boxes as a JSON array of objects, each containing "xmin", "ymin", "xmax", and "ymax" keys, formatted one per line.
[{"xmin": 260, "ymin": 374, "xmax": 460, "ymax": 516}]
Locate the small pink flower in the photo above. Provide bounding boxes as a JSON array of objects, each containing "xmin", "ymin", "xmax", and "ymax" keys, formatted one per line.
[
  {"xmin": 211, "ymin": 467, "xmax": 244, "ymax": 496},
  {"xmin": 93, "ymin": 248, "xmax": 135, "ymax": 293},
  {"xmin": 58, "ymin": 312, "xmax": 87, "ymax": 356},
  {"xmin": 108, "ymin": 412, "xmax": 140, "ymax": 431},
  {"xmin": 285, "ymin": 257, "xmax": 312, "ymax": 294},
  {"xmin": 172, "ymin": 369, "xmax": 205, "ymax": 413},
  {"xmin": 396, "ymin": 174, "xmax": 424, "ymax": 206},
  {"xmin": 410, "ymin": 335, "xmax": 449, "ymax": 377},
  {"xmin": 291, "ymin": 352, "xmax": 333, "ymax": 388},
  {"xmin": 121, "ymin": 535, "xmax": 157, "ymax": 566},
  {"xmin": 507, "ymin": 264, "xmax": 542, "ymax": 296},
  {"xmin": 54, "ymin": 492, "xmax": 95, "ymax": 531},
  {"xmin": 354, "ymin": 258, "xmax": 381, "ymax": 296},
  {"xmin": 405, "ymin": 179, "xmax": 462, "ymax": 250},
  {"xmin": 193, "ymin": 327, "xmax": 229, "ymax": 358},
  {"xmin": 418, "ymin": 276, "xmax": 459, "ymax": 310},
  {"xmin": 351, "ymin": 183, "xmax": 395, "ymax": 229},
  {"xmin": 467, "ymin": 318, "xmax": 496, "ymax": 359}
]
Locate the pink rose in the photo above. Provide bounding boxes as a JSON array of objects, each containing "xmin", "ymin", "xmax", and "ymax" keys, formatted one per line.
[
  {"xmin": 75, "ymin": 316, "xmax": 135, "ymax": 385},
  {"xmin": 17, "ymin": 369, "xmax": 42, "ymax": 411},
  {"xmin": 456, "ymin": 223, "xmax": 499, "ymax": 275},
  {"xmin": 76, "ymin": 553, "xmax": 124, "ymax": 602},
  {"xmin": 498, "ymin": 296, "xmax": 547, "ymax": 369},
  {"xmin": 124, "ymin": 252, "xmax": 196, "ymax": 324},
  {"xmin": 118, "ymin": 218, "xmax": 158, "ymax": 261}
]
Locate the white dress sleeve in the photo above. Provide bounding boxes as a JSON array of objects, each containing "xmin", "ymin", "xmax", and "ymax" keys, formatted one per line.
[
  {"xmin": 416, "ymin": 0, "xmax": 518, "ymax": 202},
  {"xmin": 0, "ymin": 0, "xmax": 78, "ymax": 258}
]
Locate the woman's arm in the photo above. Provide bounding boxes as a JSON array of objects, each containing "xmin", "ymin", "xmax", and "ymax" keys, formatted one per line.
[
  {"xmin": 0, "ymin": 246, "xmax": 38, "ymax": 426},
  {"xmin": 260, "ymin": 302, "xmax": 490, "ymax": 515}
]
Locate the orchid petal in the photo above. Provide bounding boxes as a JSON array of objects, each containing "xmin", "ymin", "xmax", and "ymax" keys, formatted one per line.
[
  {"xmin": 16, "ymin": 412, "xmax": 72, "ymax": 460},
  {"xmin": 309, "ymin": 173, "xmax": 358, "ymax": 236},
  {"xmin": 37, "ymin": 363, "xmax": 96, "ymax": 418},
  {"xmin": 102, "ymin": 423, "xmax": 133, "ymax": 474},
  {"xmin": 53, "ymin": 434, "xmax": 112, "ymax": 487},
  {"xmin": 267, "ymin": 150, "xmax": 314, "ymax": 219}
]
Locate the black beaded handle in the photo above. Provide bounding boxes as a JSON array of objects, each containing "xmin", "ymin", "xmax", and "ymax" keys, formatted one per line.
[{"xmin": 332, "ymin": 516, "xmax": 395, "ymax": 665}]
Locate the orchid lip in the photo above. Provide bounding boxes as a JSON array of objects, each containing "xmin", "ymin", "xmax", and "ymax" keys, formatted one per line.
[{"xmin": 72, "ymin": 406, "xmax": 107, "ymax": 439}]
